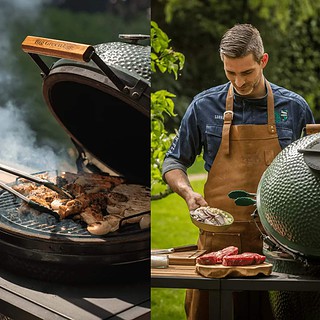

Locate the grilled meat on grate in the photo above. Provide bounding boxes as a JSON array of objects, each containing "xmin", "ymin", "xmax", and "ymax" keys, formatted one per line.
[{"xmin": 12, "ymin": 171, "xmax": 150, "ymax": 235}]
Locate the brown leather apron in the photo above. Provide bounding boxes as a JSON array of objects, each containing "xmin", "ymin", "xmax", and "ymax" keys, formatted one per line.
[{"xmin": 185, "ymin": 81, "xmax": 281, "ymax": 320}]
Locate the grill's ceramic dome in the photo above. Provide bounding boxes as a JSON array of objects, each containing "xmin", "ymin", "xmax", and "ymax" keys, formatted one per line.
[{"xmin": 257, "ymin": 133, "xmax": 320, "ymax": 258}]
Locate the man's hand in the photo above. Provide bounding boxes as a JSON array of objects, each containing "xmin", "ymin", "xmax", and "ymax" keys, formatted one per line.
[
  {"xmin": 185, "ymin": 191, "xmax": 208, "ymax": 211},
  {"xmin": 164, "ymin": 169, "xmax": 208, "ymax": 211}
]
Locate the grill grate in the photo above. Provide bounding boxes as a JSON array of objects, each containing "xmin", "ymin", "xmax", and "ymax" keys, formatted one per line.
[{"xmin": 0, "ymin": 191, "xmax": 92, "ymax": 237}]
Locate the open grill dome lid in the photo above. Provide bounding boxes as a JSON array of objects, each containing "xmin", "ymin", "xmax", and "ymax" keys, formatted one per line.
[{"xmin": 22, "ymin": 35, "xmax": 150, "ymax": 185}]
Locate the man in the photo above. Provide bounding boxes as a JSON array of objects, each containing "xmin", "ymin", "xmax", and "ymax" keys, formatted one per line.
[{"xmin": 162, "ymin": 24, "xmax": 315, "ymax": 319}]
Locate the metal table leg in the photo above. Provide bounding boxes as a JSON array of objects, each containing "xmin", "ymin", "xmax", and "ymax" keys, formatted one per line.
[
  {"xmin": 209, "ymin": 290, "xmax": 221, "ymax": 319},
  {"xmin": 220, "ymin": 290, "xmax": 234, "ymax": 320}
]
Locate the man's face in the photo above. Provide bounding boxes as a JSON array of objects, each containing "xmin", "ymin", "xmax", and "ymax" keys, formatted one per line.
[{"xmin": 223, "ymin": 53, "xmax": 268, "ymax": 98}]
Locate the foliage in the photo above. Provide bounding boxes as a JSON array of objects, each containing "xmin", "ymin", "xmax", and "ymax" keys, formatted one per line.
[
  {"xmin": 266, "ymin": 4, "xmax": 320, "ymax": 116},
  {"xmin": 249, "ymin": 0, "xmax": 319, "ymax": 32},
  {"xmin": 249, "ymin": 0, "xmax": 320, "ymax": 115},
  {"xmin": 151, "ymin": 21, "xmax": 185, "ymax": 195},
  {"xmin": 151, "ymin": 21, "xmax": 185, "ymax": 79},
  {"xmin": 152, "ymin": 0, "xmax": 320, "ymax": 129},
  {"xmin": 151, "ymin": 90, "xmax": 176, "ymax": 191},
  {"xmin": 152, "ymin": 1, "xmax": 320, "ymax": 318}
]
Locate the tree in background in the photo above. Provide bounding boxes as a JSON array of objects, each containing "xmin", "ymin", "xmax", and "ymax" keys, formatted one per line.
[{"xmin": 152, "ymin": 0, "xmax": 320, "ymax": 129}]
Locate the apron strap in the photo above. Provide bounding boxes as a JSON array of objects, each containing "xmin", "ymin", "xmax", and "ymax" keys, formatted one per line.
[
  {"xmin": 222, "ymin": 86, "xmax": 234, "ymax": 155},
  {"xmin": 266, "ymin": 81, "xmax": 277, "ymax": 134},
  {"xmin": 222, "ymin": 80, "xmax": 276, "ymax": 154}
]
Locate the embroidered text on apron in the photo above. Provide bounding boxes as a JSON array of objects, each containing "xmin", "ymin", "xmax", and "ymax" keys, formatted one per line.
[{"xmin": 185, "ymin": 80, "xmax": 281, "ymax": 320}]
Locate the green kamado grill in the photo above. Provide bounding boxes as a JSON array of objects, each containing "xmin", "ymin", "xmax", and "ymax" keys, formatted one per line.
[
  {"xmin": 0, "ymin": 35, "xmax": 150, "ymax": 284},
  {"xmin": 256, "ymin": 132, "xmax": 320, "ymax": 319}
]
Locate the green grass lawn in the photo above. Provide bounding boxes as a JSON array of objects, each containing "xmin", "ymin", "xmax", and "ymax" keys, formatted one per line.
[{"xmin": 151, "ymin": 176, "xmax": 206, "ymax": 320}]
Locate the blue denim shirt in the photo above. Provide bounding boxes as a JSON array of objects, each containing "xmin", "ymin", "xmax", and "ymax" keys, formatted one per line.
[{"xmin": 162, "ymin": 82, "xmax": 315, "ymax": 176}]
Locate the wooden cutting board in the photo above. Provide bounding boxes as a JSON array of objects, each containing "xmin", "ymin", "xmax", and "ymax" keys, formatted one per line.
[
  {"xmin": 168, "ymin": 250, "xmax": 207, "ymax": 266},
  {"xmin": 196, "ymin": 262, "xmax": 273, "ymax": 278},
  {"xmin": 152, "ymin": 264, "xmax": 201, "ymax": 277}
]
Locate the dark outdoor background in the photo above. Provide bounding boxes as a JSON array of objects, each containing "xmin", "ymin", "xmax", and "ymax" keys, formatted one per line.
[
  {"xmin": 152, "ymin": 0, "xmax": 320, "ymax": 132},
  {"xmin": 0, "ymin": 0, "xmax": 149, "ymax": 172}
]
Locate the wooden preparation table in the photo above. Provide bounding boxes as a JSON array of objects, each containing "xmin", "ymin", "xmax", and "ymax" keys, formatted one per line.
[{"xmin": 151, "ymin": 264, "xmax": 320, "ymax": 320}]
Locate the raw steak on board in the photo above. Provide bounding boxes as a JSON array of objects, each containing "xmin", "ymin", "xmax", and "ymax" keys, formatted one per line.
[
  {"xmin": 196, "ymin": 246, "xmax": 238, "ymax": 265},
  {"xmin": 222, "ymin": 252, "xmax": 266, "ymax": 266}
]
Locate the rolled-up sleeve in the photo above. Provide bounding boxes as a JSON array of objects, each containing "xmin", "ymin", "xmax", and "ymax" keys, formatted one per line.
[{"xmin": 162, "ymin": 102, "xmax": 202, "ymax": 180}]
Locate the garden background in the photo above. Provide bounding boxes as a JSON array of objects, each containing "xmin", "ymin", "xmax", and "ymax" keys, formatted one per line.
[{"xmin": 151, "ymin": 1, "xmax": 320, "ymax": 319}]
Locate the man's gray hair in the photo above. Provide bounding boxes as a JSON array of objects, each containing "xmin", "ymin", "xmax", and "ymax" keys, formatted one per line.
[{"xmin": 219, "ymin": 24, "xmax": 264, "ymax": 62}]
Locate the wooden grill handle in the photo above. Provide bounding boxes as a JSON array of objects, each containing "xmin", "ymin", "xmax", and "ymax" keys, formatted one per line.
[
  {"xmin": 305, "ymin": 124, "xmax": 320, "ymax": 135},
  {"xmin": 21, "ymin": 36, "xmax": 95, "ymax": 62}
]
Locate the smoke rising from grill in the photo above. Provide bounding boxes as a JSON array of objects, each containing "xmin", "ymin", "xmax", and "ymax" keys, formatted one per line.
[
  {"xmin": 0, "ymin": 0, "xmax": 48, "ymax": 85},
  {"xmin": 0, "ymin": 1, "xmax": 74, "ymax": 174},
  {"xmin": 0, "ymin": 102, "xmax": 73, "ymax": 172}
]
